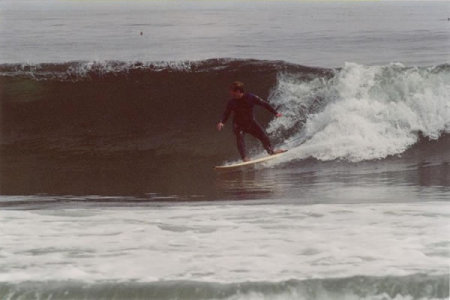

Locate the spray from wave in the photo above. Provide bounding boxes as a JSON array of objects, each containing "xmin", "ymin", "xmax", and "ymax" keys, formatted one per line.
[{"xmin": 268, "ymin": 62, "xmax": 450, "ymax": 162}]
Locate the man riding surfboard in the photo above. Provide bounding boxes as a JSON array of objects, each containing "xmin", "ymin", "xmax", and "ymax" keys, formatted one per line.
[{"xmin": 217, "ymin": 81, "xmax": 285, "ymax": 162}]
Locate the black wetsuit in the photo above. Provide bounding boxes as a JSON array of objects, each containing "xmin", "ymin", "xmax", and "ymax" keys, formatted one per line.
[{"xmin": 220, "ymin": 93, "xmax": 278, "ymax": 159}]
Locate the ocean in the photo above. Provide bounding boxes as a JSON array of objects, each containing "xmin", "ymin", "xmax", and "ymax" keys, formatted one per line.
[{"xmin": 0, "ymin": 0, "xmax": 449, "ymax": 299}]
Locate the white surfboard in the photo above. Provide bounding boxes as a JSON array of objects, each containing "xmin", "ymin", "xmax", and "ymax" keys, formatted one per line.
[{"xmin": 215, "ymin": 150, "xmax": 287, "ymax": 170}]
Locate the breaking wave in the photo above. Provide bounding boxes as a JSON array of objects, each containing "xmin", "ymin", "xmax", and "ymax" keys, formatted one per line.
[
  {"xmin": 1, "ymin": 58, "xmax": 449, "ymax": 194},
  {"xmin": 268, "ymin": 62, "xmax": 450, "ymax": 162},
  {"xmin": 1, "ymin": 59, "xmax": 448, "ymax": 161}
]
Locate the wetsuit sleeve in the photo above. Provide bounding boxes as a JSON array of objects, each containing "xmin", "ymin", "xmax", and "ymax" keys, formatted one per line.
[
  {"xmin": 220, "ymin": 102, "xmax": 232, "ymax": 124},
  {"xmin": 251, "ymin": 94, "xmax": 278, "ymax": 115}
]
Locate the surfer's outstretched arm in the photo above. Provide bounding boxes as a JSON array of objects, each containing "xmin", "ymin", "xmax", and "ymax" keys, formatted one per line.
[
  {"xmin": 220, "ymin": 102, "xmax": 232, "ymax": 124},
  {"xmin": 217, "ymin": 102, "xmax": 231, "ymax": 131},
  {"xmin": 251, "ymin": 94, "xmax": 282, "ymax": 117}
]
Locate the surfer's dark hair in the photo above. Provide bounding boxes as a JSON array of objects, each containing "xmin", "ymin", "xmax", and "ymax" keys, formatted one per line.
[{"xmin": 231, "ymin": 81, "xmax": 244, "ymax": 93}]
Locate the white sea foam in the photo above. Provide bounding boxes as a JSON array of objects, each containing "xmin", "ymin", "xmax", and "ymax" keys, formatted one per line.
[
  {"xmin": 268, "ymin": 63, "xmax": 450, "ymax": 162},
  {"xmin": 0, "ymin": 201, "xmax": 448, "ymax": 283}
]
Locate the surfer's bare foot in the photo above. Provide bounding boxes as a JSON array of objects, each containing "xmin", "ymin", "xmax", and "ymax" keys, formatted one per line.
[
  {"xmin": 243, "ymin": 157, "xmax": 250, "ymax": 162},
  {"xmin": 272, "ymin": 149, "xmax": 286, "ymax": 155}
]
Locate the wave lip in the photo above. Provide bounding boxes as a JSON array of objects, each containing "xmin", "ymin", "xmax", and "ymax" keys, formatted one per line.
[{"xmin": 0, "ymin": 58, "xmax": 331, "ymax": 81}]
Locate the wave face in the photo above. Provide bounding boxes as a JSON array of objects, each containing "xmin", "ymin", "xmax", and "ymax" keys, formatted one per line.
[
  {"xmin": 0, "ymin": 59, "xmax": 328, "ymax": 153},
  {"xmin": 0, "ymin": 59, "xmax": 449, "ymax": 195}
]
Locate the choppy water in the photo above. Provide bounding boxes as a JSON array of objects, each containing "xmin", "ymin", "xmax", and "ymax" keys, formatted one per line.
[
  {"xmin": 0, "ymin": 0, "xmax": 449, "ymax": 299},
  {"xmin": 1, "ymin": 200, "xmax": 449, "ymax": 299}
]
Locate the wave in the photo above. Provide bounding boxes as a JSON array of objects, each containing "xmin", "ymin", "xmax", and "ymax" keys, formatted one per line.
[
  {"xmin": 1, "ymin": 274, "xmax": 448, "ymax": 300},
  {"xmin": 1, "ymin": 59, "xmax": 448, "ymax": 161},
  {"xmin": 1, "ymin": 59, "xmax": 449, "ymax": 195}
]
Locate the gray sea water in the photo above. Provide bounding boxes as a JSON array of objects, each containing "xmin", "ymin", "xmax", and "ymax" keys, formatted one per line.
[
  {"xmin": 1, "ymin": 0, "xmax": 449, "ymax": 66},
  {"xmin": 0, "ymin": 1, "xmax": 449, "ymax": 299}
]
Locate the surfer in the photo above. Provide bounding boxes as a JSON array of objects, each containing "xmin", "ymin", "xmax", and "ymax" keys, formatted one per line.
[{"xmin": 217, "ymin": 81, "xmax": 284, "ymax": 162}]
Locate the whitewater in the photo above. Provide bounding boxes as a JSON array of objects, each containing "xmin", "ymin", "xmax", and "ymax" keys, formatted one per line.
[
  {"xmin": 1, "ymin": 200, "xmax": 449, "ymax": 299},
  {"xmin": 269, "ymin": 62, "xmax": 450, "ymax": 162}
]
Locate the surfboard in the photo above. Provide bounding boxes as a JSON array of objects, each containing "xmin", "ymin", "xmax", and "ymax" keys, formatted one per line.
[{"xmin": 215, "ymin": 150, "xmax": 287, "ymax": 170}]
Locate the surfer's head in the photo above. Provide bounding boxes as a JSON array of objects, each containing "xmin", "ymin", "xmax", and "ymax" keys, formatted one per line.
[{"xmin": 230, "ymin": 81, "xmax": 245, "ymax": 99}]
